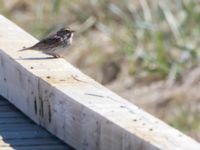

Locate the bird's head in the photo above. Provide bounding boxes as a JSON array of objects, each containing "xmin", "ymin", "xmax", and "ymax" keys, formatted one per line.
[{"xmin": 57, "ymin": 28, "xmax": 75, "ymax": 39}]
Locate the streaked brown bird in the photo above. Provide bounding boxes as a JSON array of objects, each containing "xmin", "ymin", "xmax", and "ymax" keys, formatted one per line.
[{"xmin": 19, "ymin": 28, "xmax": 75, "ymax": 58}]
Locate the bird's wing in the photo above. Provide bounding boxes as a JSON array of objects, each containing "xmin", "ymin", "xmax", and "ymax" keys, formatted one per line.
[{"xmin": 32, "ymin": 35, "xmax": 63, "ymax": 50}]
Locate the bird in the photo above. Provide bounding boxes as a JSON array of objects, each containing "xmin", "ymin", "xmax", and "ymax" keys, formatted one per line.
[{"xmin": 19, "ymin": 28, "xmax": 75, "ymax": 58}]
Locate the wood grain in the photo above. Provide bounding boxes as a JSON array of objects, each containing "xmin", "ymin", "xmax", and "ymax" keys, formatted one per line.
[{"xmin": 0, "ymin": 95, "xmax": 73, "ymax": 150}]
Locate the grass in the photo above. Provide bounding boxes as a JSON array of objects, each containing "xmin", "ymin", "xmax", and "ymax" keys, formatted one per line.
[{"xmin": 169, "ymin": 106, "xmax": 200, "ymax": 133}]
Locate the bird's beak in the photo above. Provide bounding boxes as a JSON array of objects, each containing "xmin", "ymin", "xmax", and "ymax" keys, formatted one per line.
[{"xmin": 70, "ymin": 30, "xmax": 75, "ymax": 33}]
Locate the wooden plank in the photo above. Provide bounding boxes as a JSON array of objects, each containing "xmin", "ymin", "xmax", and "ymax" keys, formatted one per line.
[
  {"xmin": 0, "ymin": 130, "xmax": 51, "ymax": 140},
  {"xmin": 0, "ymin": 124, "xmax": 41, "ymax": 131},
  {"xmin": 0, "ymin": 106, "xmax": 18, "ymax": 112},
  {"xmin": 0, "ymin": 96, "xmax": 73, "ymax": 149},
  {"xmin": 0, "ymin": 138, "xmax": 63, "ymax": 146},
  {"xmin": 0, "ymin": 15, "xmax": 199, "ymax": 150},
  {"xmin": 0, "ymin": 101, "xmax": 10, "ymax": 106},
  {"xmin": 0, "ymin": 95, "xmax": 7, "ymax": 101},
  {"xmin": 0, "ymin": 145, "xmax": 72, "ymax": 150},
  {"xmin": 0, "ymin": 112, "xmax": 23, "ymax": 118},
  {"xmin": 0, "ymin": 118, "xmax": 31, "ymax": 124}
]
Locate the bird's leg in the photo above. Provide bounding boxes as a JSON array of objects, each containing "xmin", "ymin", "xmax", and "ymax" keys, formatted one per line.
[
  {"xmin": 47, "ymin": 53, "xmax": 61, "ymax": 58},
  {"xmin": 53, "ymin": 54, "xmax": 61, "ymax": 58}
]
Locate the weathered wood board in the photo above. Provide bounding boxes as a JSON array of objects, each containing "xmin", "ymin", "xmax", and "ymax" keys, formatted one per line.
[
  {"xmin": 0, "ymin": 15, "xmax": 199, "ymax": 150},
  {"xmin": 0, "ymin": 95, "xmax": 73, "ymax": 150}
]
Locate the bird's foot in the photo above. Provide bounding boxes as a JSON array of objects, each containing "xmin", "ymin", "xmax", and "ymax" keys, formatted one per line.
[{"xmin": 53, "ymin": 54, "xmax": 63, "ymax": 58}]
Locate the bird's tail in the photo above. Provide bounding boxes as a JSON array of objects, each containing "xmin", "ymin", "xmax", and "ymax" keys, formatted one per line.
[{"xmin": 18, "ymin": 46, "xmax": 32, "ymax": 52}]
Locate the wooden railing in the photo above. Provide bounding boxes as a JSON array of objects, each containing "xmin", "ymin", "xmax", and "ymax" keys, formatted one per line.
[{"xmin": 0, "ymin": 15, "xmax": 199, "ymax": 150}]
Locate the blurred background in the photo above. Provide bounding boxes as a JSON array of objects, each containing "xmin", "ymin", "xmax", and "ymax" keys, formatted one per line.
[{"xmin": 0, "ymin": 0, "xmax": 200, "ymax": 141}]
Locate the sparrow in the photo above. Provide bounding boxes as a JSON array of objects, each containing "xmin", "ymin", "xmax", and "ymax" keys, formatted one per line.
[{"xmin": 19, "ymin": 28, "xmax": 75, "ymax": 58}]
